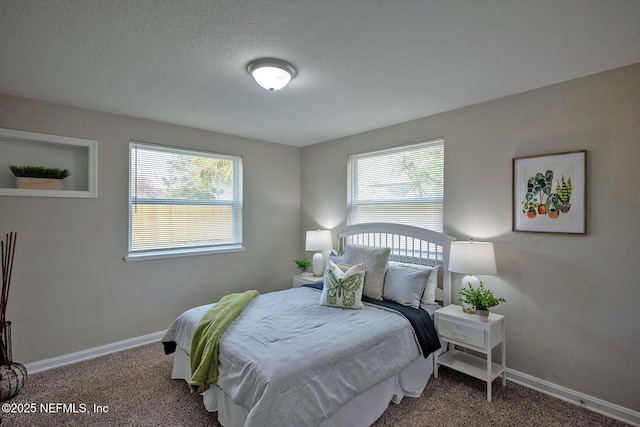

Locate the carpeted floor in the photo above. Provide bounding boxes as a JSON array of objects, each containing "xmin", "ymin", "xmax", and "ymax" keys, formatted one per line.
[{"xmin": 1, "ymin": 343, "xmax": 629, "ymax": 426}]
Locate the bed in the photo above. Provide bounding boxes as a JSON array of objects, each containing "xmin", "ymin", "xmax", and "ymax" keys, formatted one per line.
[{"xmin": 163, "ymin": 222, "xmax": 455, "ymax": 427}]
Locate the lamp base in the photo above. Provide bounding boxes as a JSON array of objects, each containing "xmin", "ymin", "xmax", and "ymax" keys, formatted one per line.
[
  {"xmin": 461, "ymin": 274, "xmax": 480, "ymax": 313},
  {"xmin": 462, "ymin": 274, "xmax": 481, "ymax": 288},
  {"xmin": 312, "ymin": 252, "xmax": 324, "ymax": 277}
]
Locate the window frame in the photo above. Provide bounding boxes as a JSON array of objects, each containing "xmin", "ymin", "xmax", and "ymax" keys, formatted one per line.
[
  {"xmin": 125, "ymin": 141, "xmax": 244, "ymax": 262},
  {"xmin": 347, "ymin": 138, "xmax": 444, "ymax": 232}
]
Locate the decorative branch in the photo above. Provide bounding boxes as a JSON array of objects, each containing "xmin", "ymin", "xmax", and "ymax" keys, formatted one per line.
[
  {"xmin": 2, "ymin": 232, "xmax": 18, "ymax": 322},
  {"xmin": 1, "ymin": 232, "xmax": 17, "ymax": 364}
]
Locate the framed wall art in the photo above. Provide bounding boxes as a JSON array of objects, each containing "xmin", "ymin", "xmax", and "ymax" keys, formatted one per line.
[{"xmin": 512, "ymin": 150, "xmax": 586, "ymax": 234}]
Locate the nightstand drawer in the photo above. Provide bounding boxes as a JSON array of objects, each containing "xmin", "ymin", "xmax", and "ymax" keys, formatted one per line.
[{"xmin": 437, "ymin": 318, "xmax": 485, "ymax": 348}]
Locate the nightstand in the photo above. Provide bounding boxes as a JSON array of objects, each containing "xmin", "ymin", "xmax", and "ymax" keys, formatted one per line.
[
  {"xmin": 292, "ymin": 274, "xmax": 323, "ymax": 288},
  {"xmin": 433, "ymin": 304, "xmax": 506, "ymax": 402}
]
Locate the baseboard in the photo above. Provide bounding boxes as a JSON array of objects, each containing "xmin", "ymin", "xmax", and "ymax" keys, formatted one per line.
[
  {"xmin": 506, "ymin": 368, "xmax": 640, "ymax": 427},
  {"xmin": 22, "ymin": 334, "xmax": 639, "ymax": 426},
  {"xmin": 24, "ymin": 330, "xmax": 166, "ymax": 374}
]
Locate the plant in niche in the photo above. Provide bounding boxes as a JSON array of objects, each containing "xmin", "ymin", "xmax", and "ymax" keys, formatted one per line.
[
  {"xmin": 293, "ymin": 255, "xmax": 312, "ymax": 273},
  {"xmin": 459, "ymin": 282, "xmax": 505, "ymax": 311},
  {"xmin": 9, "ymin": 165, "xmax": 71, "ymax": 179}
]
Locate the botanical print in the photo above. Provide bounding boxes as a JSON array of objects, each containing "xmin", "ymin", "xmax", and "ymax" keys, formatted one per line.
[{"xmin": 513, "ymin": 151, "xmax": 586, "ymax": 234}]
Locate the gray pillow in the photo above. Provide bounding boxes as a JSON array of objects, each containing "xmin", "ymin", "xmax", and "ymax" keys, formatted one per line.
[
  {"xmin": 343, "ymin": 244, "xmax": 390, "ymax": 300},
  {"xmin": 421, "ymin": 265, "xmax": 440, "ymax": 305},
  {"xmin": 384, "ymin": 262, "xmax": 431, "ymax": 309}
]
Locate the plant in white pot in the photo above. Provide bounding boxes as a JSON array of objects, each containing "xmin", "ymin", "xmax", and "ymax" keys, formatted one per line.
[
  {"xmin": 293, "ymin": 255, "xmax": 313, "ymax": 276},
  {"xmin": 459, "ymin": 282, "xmax": 505, "ymax": 322}
]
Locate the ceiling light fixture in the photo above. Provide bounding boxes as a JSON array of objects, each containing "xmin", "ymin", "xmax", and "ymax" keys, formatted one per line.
[{"xmin": 247, "ymin": 58, "xmax": 296, "ymax": 91}]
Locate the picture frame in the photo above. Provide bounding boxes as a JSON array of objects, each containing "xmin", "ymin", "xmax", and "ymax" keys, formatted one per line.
[{"xmin": 512, "ymin": 150, "xmax": 586, "ymax": 234}]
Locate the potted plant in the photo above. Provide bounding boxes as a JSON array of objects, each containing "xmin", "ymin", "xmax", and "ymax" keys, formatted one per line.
[
  {"xmin": 545, "ymin": 193, "xmax": 561, "ymax": 219},
  {"xmin": 522, "ymin": 199, "xmax": 538, "ymax": 218},
  {"xmin": 9, "ymin": 165, "xmax": 71, "ymax": 190},
  {"xmin": 524, "ymin": 170, "xmax": 553, "ymax": 216},
  {"xmin": 556, "ymin": 175, "xmax": 572, "ymax": 213},
  {"xmin": 294, "ymin": 255, "xmax": 313, "ymax": 276},
  {"xmin": 459, "ymin": 282, "xmax": 506, "ymax": 321}
]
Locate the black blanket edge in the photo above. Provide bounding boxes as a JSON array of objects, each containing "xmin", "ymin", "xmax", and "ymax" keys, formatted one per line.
[
  {"xmin": 163, "ymin": 341, "xmax": 177, "ymax": 355},
  {"xmin": 303, "ymin": 282, "xmax": 441, "ymax": 356}
]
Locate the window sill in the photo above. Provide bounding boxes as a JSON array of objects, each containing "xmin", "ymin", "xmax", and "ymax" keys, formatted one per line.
[{"xmin": 123, "ymin": 245, "xmax": 245, "ymax": 262}]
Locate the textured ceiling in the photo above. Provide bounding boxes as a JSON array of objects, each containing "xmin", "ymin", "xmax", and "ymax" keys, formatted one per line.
[{"xmin": 1, "ymin": 1, "xmax": 639, "ymax": 147}]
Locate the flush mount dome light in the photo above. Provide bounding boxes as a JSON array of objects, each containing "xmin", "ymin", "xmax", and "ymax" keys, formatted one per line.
[{"xmin": 247, "ymin": 58, "xmax": 296, "ymax": 91}]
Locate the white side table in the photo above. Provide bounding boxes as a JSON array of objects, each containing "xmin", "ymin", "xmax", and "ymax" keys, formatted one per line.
[
  {"xmin": 433, "ymin": 304, "xmax": 506, "ymax": 402},
  {"xmin": 292, "ymin": 274, "xmax": 323, "ymax": 288}
]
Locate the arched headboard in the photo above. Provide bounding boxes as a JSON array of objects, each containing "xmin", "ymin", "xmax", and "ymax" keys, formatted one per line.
[{"xmin": 334, "ymin": 223, "xmax": 456, "ymax": 305}]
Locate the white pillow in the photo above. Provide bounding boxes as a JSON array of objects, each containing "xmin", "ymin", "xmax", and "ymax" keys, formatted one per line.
[
  {"xmin": 342, "ymin": 244, "xmax": 390, "ymax": 301},
  {"xmin": 383, "ymin": 262, "xmax": 429, "ymax": 309},
  {"xmin": 320, "ymin": 260, "xmax": 365, "ymax": 310},
  {"xmin": 421, "ymin": 265, "xmax": 440, "ymax": 305}
]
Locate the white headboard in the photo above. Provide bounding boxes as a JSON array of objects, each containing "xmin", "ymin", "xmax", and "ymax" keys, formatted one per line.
[{"xmin": 334, "ymin": 222, "xmax": 456, "ymax": 306}]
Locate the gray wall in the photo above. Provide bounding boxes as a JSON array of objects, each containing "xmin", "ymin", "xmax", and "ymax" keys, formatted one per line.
[
  {"xmin": 301, "ymin": 63, "xmax": 640, "ymax": 411},
  {"xmin": 0, "ymin": 93, "xmax": 301, "ymax": 364},
  {"xmin": 1, "ymin": 62, "xmax": 638, "ymax": 413}
]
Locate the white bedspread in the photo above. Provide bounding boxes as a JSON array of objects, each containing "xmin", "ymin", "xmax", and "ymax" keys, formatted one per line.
[{"xmin": 163, "ymin": 286, "xmax": 422, "ymax": 427}]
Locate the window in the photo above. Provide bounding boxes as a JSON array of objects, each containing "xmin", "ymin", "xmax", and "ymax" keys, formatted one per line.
[
  {"xmin": 348, "ymin": 138, "xmax": 444, "ymax": 232},
  {"xmin": 127, "ymin": 142, "xmax": 243, "ymax": 260}
]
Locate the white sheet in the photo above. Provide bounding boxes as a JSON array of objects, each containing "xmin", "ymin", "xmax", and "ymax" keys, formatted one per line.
[
  {"xmin": 163, "ymin": 287, "xmax": 437, "ymax": 427},
  {"xmin": 171, "ymin": 346, "xmax": 435, "ymax": 427}
]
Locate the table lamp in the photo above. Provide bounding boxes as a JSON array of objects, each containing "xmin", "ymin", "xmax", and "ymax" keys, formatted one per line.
[
  {"xmin": 305, "ymin": 230, "xmax": 333, "ymax": 277},
  {"xmin": 448, "ymin": 240, "xmax": 497, "ymax": 289}
]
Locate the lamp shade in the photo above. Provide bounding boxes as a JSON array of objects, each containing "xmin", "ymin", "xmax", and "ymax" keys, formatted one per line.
[
  {"xmin": 449, "ymin": 241, "xmax": 497, "ymax": 275},
  {"xmin": 247, "ymin": 58, "xmax": 296, "ymax": 91},
  {"xmin": 305, "ymin": 230, "xmax": 333, "ymax": 251}
]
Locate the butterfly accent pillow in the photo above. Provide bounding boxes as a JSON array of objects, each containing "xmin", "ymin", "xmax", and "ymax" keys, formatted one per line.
[{"xmin": 320, "ymin": 260, "xmax": 365, "ymax": 310}]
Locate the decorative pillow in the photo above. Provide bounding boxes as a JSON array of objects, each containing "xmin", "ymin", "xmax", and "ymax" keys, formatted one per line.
[
  {"xmin": 421, "ymin": 265, "xmax": 441, "ymax": 305},
  {"xmin": 329, "ymin": 255, "xmax": 345, "ymax": 264},
  {"xmin": 342, "ymin": 244, "xmax": 390, "ymax": 301},
  {"xmin": 319, "ymin": 260, "xmax": 365, "ymax": 310},
  {"xmin": 383, "ymin": 262, "xmax": 430, "ymax": 309},
  {"xmin": 434, "ymin": 286, "xmax": 444, "ymax": 303}
]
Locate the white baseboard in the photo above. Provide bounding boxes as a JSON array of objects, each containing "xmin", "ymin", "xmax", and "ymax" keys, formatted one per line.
[
  {"xmin": 22, "ymin": 334, "xmax": 639, "ymax": 426},
  {"xmin": 506, "ymin": 368, "xmax": 640, "ymax": 427},
  {"xmin": 24, "ymin": 330, "xmax": 166, "ymax": 374}
]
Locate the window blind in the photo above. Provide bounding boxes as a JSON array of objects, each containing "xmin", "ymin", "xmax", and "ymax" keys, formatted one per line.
[
  {"xmin": 128, "ymin": 142, "xmax": 242, "ymax": 255},
  {"xmin": 348, "ymin": 138, "xmax": 444, "ymax": 232}
]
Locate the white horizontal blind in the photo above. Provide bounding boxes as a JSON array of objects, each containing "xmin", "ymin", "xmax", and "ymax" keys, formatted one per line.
[
  {"xmin": 128, "ymin": 142, "xmax": 242, "ymax": 254},
  {"xmin": 348, "ymin": 138, "xmax": 444, "ymax": 232}
]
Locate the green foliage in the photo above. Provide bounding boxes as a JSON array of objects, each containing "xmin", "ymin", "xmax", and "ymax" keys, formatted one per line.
[
  {"xmin": 9, "ymin": 165, "xmax": 71, "ymax": 179},
  {"xmin": 459, "ymin": 282, "xmax": 505, "ymax": 311},
  {"xmin": 556, "ymin": 175, "xmax": 572, "ymax": 204},
  {"xmin": 525, "ymin": 170, "xmax": 553, "ymax": 203},
  {"xmin": 164, "ymin": 156, "xmax": 233, "ymax": 200},
  {"xmin": 545, "ymin": 193, "xmax": 562, "ymax": 211},
  {"xmin": 397, "ymin": 144, "xmax": 444, "ymax": 197},
  {"xmin": 293, "ymin": 254, "xmax": 312, "ymax": 272},
  {"xmin": 522, "ymin": 199, "xmax": 537, "ymax": 213}
]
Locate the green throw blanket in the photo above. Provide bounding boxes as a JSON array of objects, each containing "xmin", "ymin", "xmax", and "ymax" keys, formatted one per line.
[{"xmin": 189, "ymin": 290, "xmax": 259, "ymax": 394}]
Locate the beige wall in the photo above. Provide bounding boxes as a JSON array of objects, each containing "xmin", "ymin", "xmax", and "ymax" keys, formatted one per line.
[
  {"xmin": 0, "ymin": 94, "xmax": 300, "ymax": 364},
  {"xmin": 1, "ymin": 62, "xmax": 638, "ymax": 413},
  {"xmin": 301, "ymin": 63, "xmax": 640, "ymax": 411}
]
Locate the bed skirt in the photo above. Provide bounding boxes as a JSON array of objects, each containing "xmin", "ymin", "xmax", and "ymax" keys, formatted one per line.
[{"xmin": 171, "ymin": 347, "xmax": 435, "ymax": 427}]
